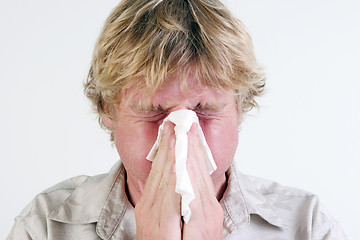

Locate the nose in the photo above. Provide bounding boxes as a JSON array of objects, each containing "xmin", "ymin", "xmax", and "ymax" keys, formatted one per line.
[{"xmin": 164, "ymin": 100, "xmax": 199, "ymax": 113}]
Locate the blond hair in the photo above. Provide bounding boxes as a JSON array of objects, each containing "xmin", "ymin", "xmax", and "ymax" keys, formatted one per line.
[{"xmin": 84, "ymin": 0, "xmax": 265, "ymax": 140}]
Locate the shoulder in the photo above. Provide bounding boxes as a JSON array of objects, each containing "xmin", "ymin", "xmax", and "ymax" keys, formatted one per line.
[
  {"xmin": 21, "ymin": 175, "xmax": 94, "ymax": 217},
  {"xmin": 228, "ymin": 167, "xmax": 347, "ymax": 239},
  {"xmin": 7, "ymin": 161, "xmax": 124, "ymax": 240},
  {"xmin": 8, "ymin": 173, "xmax": 107, "ymax": 239},
  {"xmin": 239, "ymin": 171, "xmax": 319, "ymax": 200}
]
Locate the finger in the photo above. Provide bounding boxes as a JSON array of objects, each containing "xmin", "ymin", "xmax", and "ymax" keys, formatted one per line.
[
  {"xmin": 160, "ymin": 168, "xmax": 181, "ymax": 224},
  {"xmin": 150, "ymin": 133, "xmax": 178, "ymax": 222},
  {"xmin": 141, "ymin": 122, "xmax": 175, "ymax": 201},
  {"xmin": 154, "ymin": 134, "xmax": 177, "ymax": 204},
  {"xmin": 187, "ymin": 123, "xmax": 215, "ymax": 196}
]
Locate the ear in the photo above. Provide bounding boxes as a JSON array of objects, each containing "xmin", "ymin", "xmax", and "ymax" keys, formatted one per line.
[
  {"xmin": 102, "ymin": 101, "xmax": 116, "ymax": 128},
  {"xmin": 102, "ymin": 114, "xmax": 113, "ymax": 128}
]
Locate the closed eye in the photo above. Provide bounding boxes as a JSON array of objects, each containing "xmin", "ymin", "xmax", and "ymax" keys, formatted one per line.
[
  {"xmin": 195, "ymin": 110, "xmax": 222, "ymax": 120},
  {"xmin": 141, "ymin": 112, "xmax": 168, "ymax": 123}
]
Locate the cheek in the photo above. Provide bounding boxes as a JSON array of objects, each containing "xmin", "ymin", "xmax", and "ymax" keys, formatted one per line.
[
  {"xmin": 113, "ymin": 122, "xmax": 160, "ymax": 181},
  {"xmin": 200, "ymin": 120, "xmax": 239, "ymax": 171}
]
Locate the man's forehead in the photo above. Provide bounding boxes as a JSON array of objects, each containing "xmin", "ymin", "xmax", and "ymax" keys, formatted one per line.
[
  {"xmin": 124, "ymin": 87, "xmax": 232, "ymax": 113},
  {"xmin": 123, "ymin": 80, "xmax": 201, "ymax": 103}
]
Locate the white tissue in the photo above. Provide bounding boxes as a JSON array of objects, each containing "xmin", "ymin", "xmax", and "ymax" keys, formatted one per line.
[{"xmin": 146, "ymin": 109, "xmax": 217, "ymax": 223}]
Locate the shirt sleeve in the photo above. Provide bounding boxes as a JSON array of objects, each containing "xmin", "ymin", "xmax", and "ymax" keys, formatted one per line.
[
  {"xmin": 6, "ymin": 198, "xmax": 48, "ymax": 240},
  {"xmin": 311, "ymin": 203, "xmax": 347, "ymax": 240}
]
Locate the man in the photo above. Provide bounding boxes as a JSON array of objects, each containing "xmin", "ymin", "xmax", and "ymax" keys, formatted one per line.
[{"xmin": 8, "ymin": 0, "xmax": 346, "ymax": 239}]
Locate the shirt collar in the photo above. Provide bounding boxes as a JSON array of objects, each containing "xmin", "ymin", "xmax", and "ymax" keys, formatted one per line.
[
  {"xmin": 95, "ymin": 164, "xmax": 136, "ymax": 239},
  {"xmin": 221, "ymin": 164, "xmax": 289, "ymax": 236}
]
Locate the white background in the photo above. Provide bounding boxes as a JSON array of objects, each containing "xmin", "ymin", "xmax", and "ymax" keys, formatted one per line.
[{"xmin": 0, "ymin": 0, "xmax": 359, "ymax": 239}]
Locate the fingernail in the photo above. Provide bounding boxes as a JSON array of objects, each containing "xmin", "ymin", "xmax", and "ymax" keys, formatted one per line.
[
  {"xmin": 188, "ymin": 132, "xmax": 194, "ymax": 145},
  {"xmin": 194, "ymin": 123, "xmax": 201, "ymax": 137},
  {"xmin": 163, "ymin": 123, "xmax": 169, "ymax": 135},
  {"xmin": 169, "ymin": 136, "xmax": 175, "ymax": 149}
]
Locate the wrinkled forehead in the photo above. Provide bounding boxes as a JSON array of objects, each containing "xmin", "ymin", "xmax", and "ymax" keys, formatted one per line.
[
  {"xmin": 124, "ymin": 82, "xmax": 197, "ymax": 108},
  {"xmin": 122, "ymin": 69, "xmax": 226, "ymax": 105}
]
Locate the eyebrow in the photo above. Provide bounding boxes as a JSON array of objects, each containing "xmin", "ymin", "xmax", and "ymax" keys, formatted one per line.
[
  {"xmin": 129, "ymin": 101, "xmax": 227, "ymax": 114},
  {"xmin": 129, "ymin": 102, "xmax": 164, "ymax": 114},
  {"xmin": 194, "ymin": 102, "xmax": 227, "ymax": 111}
]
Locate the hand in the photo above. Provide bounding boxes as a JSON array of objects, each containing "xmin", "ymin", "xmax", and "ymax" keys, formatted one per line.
[
  {"xmin": 182, "ymin": 123, "xmax": 224, "ymax": 240},
  {"xmin": 134, "ymin": 122, "xmax": 182, "ymax": 240}
]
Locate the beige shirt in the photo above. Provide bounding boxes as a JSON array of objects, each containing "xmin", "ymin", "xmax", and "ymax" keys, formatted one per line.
[{"xmin": 7, "ymin": 161, "xmax": 347, "ymax": 240}]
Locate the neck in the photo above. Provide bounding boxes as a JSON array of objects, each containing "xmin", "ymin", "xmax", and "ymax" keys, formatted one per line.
[
  {"xmin": 125, "ymin": 173, "xmax": 142, "ymax": 207},
  {"xmin": 213, "ymin": 173, "xmax": 228, "ymax": 201}
]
